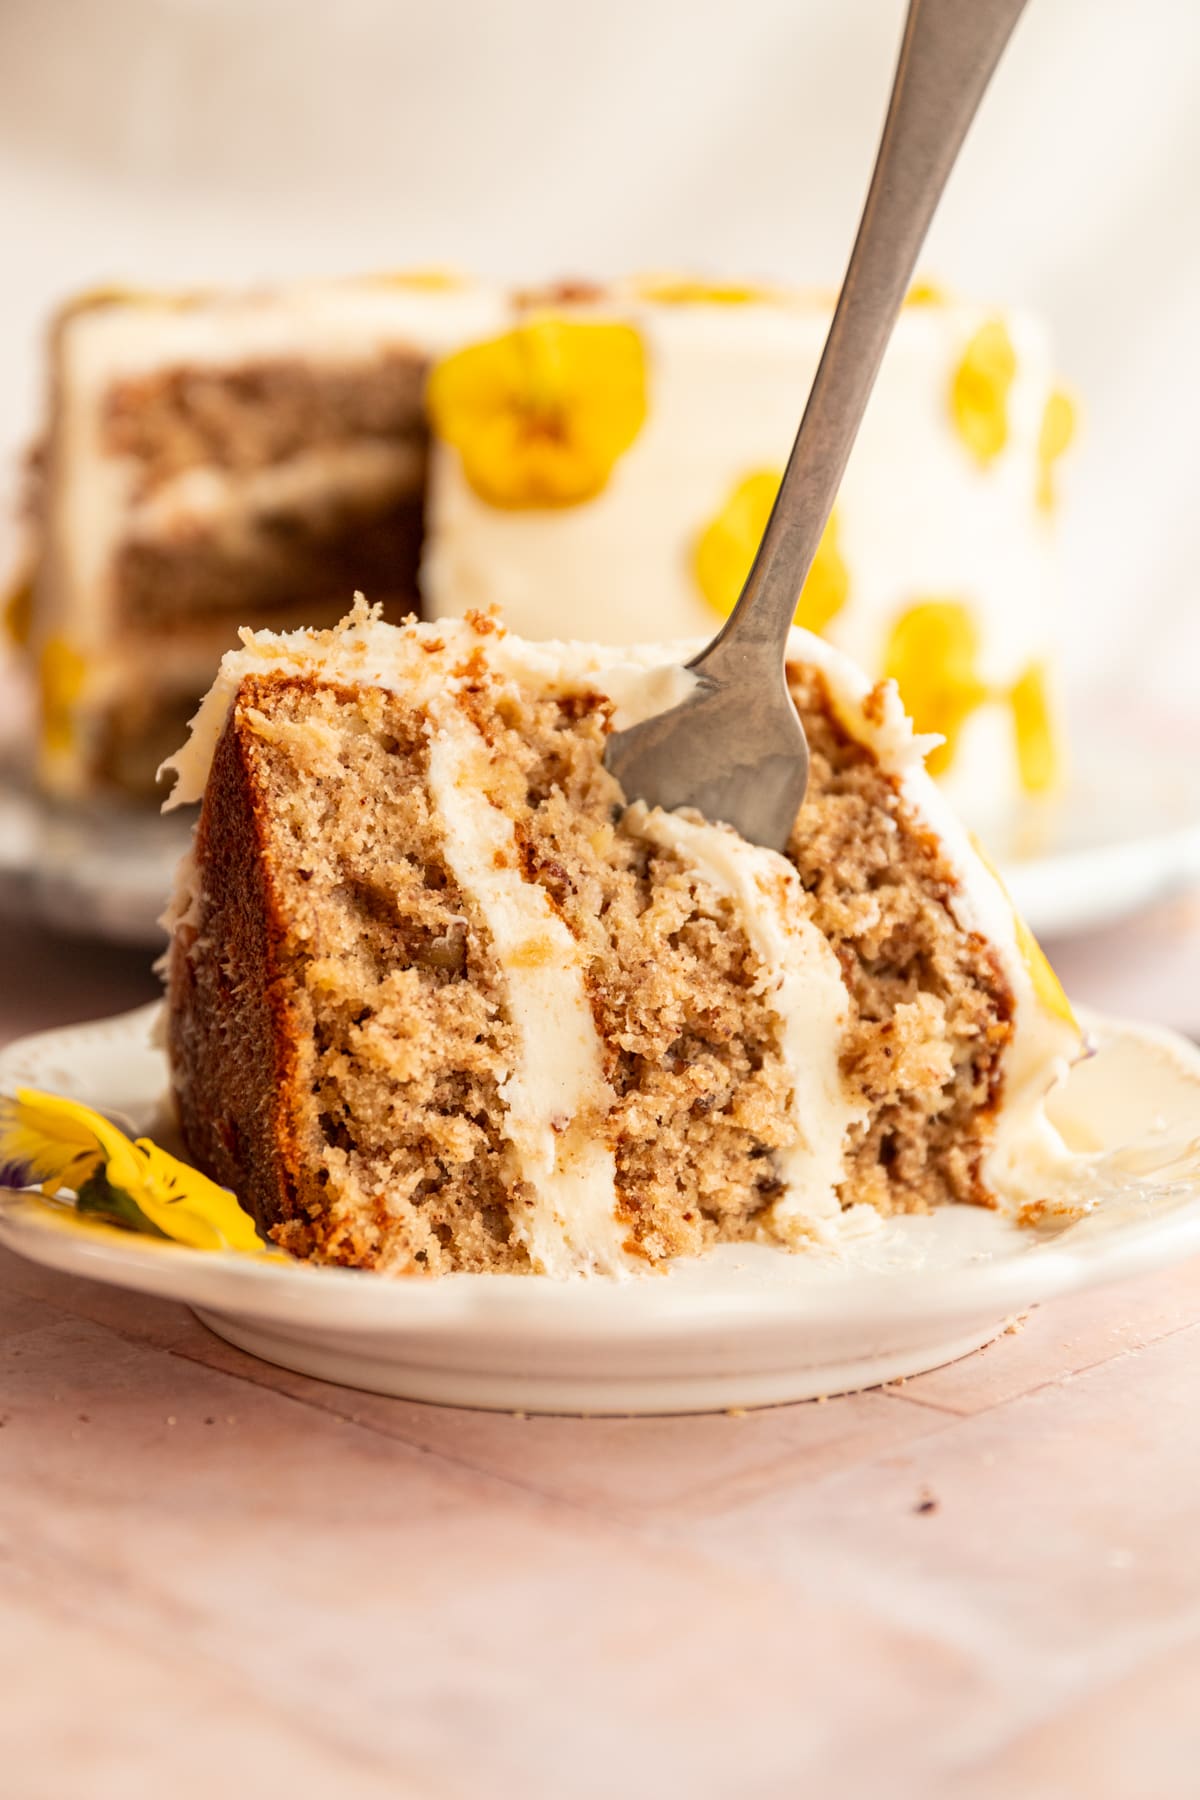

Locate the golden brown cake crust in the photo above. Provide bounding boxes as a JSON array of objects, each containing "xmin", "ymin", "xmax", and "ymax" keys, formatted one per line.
[{"xmin": 167, "ymin": 694, "xmax": 308, "ymax": 1245}]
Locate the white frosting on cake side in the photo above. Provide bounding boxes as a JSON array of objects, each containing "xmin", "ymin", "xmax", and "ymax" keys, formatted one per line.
[{"xmin": 129, "ymin": 442, "xmax": 426, "ymax": 544}]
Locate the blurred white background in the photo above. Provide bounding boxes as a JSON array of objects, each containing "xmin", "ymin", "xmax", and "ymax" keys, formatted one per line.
[{"xmin": 1, "ymin": 0, "xmax": 1198, "ymax": 714}]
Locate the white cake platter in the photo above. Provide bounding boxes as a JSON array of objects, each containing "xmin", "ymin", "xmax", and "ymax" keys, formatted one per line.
[
  {"xmin": 2, "ymin": 734, "xmax": 1198, "ymax": 949},
  {"xmin": 0, "ymin": 764, "xmax": 193, "ymax": 947},
  {"xmin": 2, "ymin": 1001, "xmax": 1199, "ymax": 1415}
]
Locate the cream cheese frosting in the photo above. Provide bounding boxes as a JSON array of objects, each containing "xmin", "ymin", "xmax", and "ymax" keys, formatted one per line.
[
  {"xmin": 164, "ymin": 604, "xmax": 1082, "ymax": 1265},
  {"xmin": 422, "ymin": 284, "xmax": 1072, "ymax": 830}
]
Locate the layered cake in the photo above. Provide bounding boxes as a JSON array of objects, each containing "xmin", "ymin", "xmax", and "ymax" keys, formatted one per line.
[
  {"xmin": 424, "ymin": 280, "xmax": 1076, "ymax": 825},
  {"xmin": 20, "ymin": 274, "xmax": 501, "ymax": 799},
  {"xmin": 16, "ymin": 272, "xmax": 1074, "ymax": 827},
  {"xmin": 162, "ymin": 602, "xmax": 1080, "ymax": 1277}
]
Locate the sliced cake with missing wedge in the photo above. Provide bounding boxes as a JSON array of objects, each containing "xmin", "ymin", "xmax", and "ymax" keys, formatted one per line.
[{"xmin": 161, "ymin": 602, "xmax": 1080, "ymax": 1276}]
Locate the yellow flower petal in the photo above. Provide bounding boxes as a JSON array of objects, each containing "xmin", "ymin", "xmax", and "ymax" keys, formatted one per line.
[
  {"xmin": 1009, "ymin": 660, "xmax": 1060, "ymax": 795},
  {"xmin": 0, "ymin": 1088, "xmax": 109, "ymax": 1193},
  {"xmin": 130, "ymin": 1139, "xmax": 264, "ymax": 1252},
  {"xmin": 693, "ymin": 470, "xmax": 850, "ymax": 633},
  {"xmin": 3, "ymin": 571, "xmax": 34, "ymax": 649},
  {"xmin": 1036, "ymin": 386, "xmax": 1076, "ymax": 512},
  {"xmin": 1012, "ymin": 910, "xmax": 1077, "ymax": 1029},
  {"xmin": 633, "ymin": 275, "xmax": 776, "ymax": 306},
  {"xmin": 883, "ymin": 600, "xmax": 990, "ymax": 777},
  {"xmin": 904, "ymin": 279, "xmax": 949, "ymax": 307},
  {"xmin": 38, "ymin": 635, "xmax": 86, "ymax": 758},
  {"xmin": 427, "ymin": 319, "xmax": 647, "ymax": 509},
  {"xmin": 1, "ymin": 1088, "xmax": 266, "ymax": 1255},
  {"xmin": 950, "ymin": 320, "xmax": 1017, "ymax": 466},
  {"xmin": 367, "ymin": 266, "xmax": 467, "ymax": 292},
  {"xmin": 969, "ymin": 838, "xmax": 1077, "ymax": 1031}
]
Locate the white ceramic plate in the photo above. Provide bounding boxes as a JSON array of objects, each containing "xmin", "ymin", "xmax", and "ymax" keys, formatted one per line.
[
  {"xmin": 2, "ymin": 1003, "xmax": 1200, "ymax": 1414},
  {"xmin": 3, "ymin": 734, "xmax": 1198, "ymax": 948}
]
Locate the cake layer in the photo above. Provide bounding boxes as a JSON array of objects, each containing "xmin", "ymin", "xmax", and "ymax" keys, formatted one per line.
[
  {"xmin": 26, "ymin": 276, "xmax": 505, "ymax": 801},
  {"xmin": 164, "ymin": 606, "xmax": 1081, "ymax": 1277},
  {"xmin": 113, "ymin": 484, "xmax": 424, "ymax": 628},
  {"xmin": 103, "ymin": 353, "xmax": 428, "ymax": 493}
]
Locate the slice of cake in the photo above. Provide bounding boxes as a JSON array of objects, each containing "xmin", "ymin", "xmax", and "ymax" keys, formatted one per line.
[
  {"xmin": 23, "ymin": 274, "xmax": 501, "ymax": 801},
  {"xmin": 162, "ymin": 603, "xmax": 1080, "ymax": 1278},
  {"xmin": 423, "ymin": 278, "xmax": 1076, "ymax": 827}
]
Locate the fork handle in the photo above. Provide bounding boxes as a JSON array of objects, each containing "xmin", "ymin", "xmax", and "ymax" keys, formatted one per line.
[{"xmin": 694, "ymin": 0, "xmax": 1029, "ymax": 677}]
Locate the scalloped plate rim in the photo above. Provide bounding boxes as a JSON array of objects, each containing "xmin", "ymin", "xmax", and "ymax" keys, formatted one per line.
[{"xmin": 2, "ymin": 1002, "xmax": 1200, "ymax": 1410}]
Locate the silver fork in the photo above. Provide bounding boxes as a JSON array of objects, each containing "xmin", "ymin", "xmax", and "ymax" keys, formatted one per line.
[{"xmin": 605, "ymin": 0, "xmax": 1029, "ymax": 851}]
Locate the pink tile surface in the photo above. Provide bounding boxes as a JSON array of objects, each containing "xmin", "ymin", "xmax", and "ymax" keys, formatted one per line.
[
  {"xmin": 950, "ymin": 1638, "xmax": 1200, "ymax": 1800},
  {"xmin": 4, "ymin": 1239, "xmax": 1200, "ymax": 1796},
  {"xmin": 889, "ymin": 1257, "xmax": 1200, "ymax": 1415}
]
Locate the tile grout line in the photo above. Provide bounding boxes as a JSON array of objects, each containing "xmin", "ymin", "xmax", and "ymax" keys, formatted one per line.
[
  {"xmin": 162, "ymin": 1338, "xmax": 659, "ymax": 1533},
  {"xmin": 877, "ymin": 1305, "xmax": 1200, "ymax": 1420}
]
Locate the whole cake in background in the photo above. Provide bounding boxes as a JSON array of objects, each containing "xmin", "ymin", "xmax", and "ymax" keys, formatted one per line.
[
  {"xmin": 11, "ymin": 271, "xmax": 1075, "ymax": 831},
  {"xmin": 424, "ymin": 278, "xmax": 1076, "ymax": 828},
  {"xmin": 162, "ymin": 602, "xmax": 1080, "ymax": 1277},
  {"xmin": 13, "ymin": 273, "xmax": 502, "ymax": 800}
]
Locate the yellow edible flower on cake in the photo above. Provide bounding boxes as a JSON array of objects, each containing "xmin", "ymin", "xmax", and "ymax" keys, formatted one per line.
[
  {"xmin": 950, "ymin": 320, "xmax": 1017, "ymax": 466},
  {"xmin": 1009, "ymin": 661, "xmax": 1059, "ymax": 794},
  {"xmin": 369, "ymin": 267, "xmax": 467, "ymax": 292},
  {"xmin": 427, "ymin": 319, "xmax": 647, "ymax": 508},
  {"xmin": 694, "ymin": 470, "xmax": 849, "ymax": 632},
  {"xmin": 884, "ymin": 604, "xmax": 1061, "ymax": 794},
  {"xmin": 634, "ymin": 275, "xmax": 776, "ymax": 307},
  {"xmin": 883, "ymin": 600, "xmax": 989, "ymax": 776},
  {"xmin": 1012, "ymin": 909, "xmax": 1076, "ymax": 1028},
  {"xmin": 904, "ymin": 279, "xmax": 949, "ymax": 307},
  {"xmin": 38, "ymin": 635, "xmax": 86, "ymax": 757},
  {"xmin": 0, "ymin": 1088, "xmax": 267, "ymax": 1254},
  {"xmin": 969, "ymin": 837, "xmax": 1077, "ymax": 1030},
  {"xmin": 1036, "ymin": 387, "xmax": 1077, "ymax": 512},
  {"xmin": 3, "ymin": 572, "xmax": 33, "ymax": 649}
]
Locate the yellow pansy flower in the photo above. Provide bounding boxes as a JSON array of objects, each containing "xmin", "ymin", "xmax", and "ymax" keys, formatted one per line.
[
  {"xmin": 883, "ymin": 600, "xmax": 989, "ymax": 776},
  {"xmin": 0, "ymin": 1087, "xmax": 269, "ymax": 1254},
  {"xmin": 427, "ymin": 318, "xmax": 648, "ymax": 509},
  {"xmin": 1036, "ymin": 387, "xmax": 1077, "ymax": 512},
  {"xmin": 693, "ymin": 469, "xmax": 850, "ymax": 633},
  {"xmin": 950, "ymin": 320, "xmax": 1017, "ymax": 466},
  {"xmin": 883, "ymin": 602, "xmax": 1061, "ymax": 794},
  {"xmin": 38, "ymin": 635, "xmax": 86, "ymax": 757}
]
